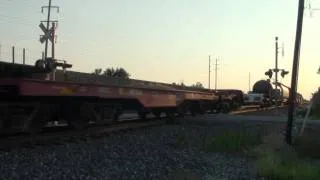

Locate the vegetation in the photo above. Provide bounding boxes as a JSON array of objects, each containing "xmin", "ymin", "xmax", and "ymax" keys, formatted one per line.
[
  {"xmin": 190, "ymin": 82, "xmax": 204, "ymax": 89},
  {"xmin": 176, "ymin": 123, "xmax": 320, "ymax": 179},
  {"xmin": 176, "ymin": 125, "xmax": 263, "ymax": 153},
  {"xmin": 171, "ymin": 82, "xmax": 204, "ymax": 89},
  {"xmin": 255, "ymin": 151, "xmax": 320, "ymax": 180},
  {"xmin": 200, "ymin": 129, "xmax": 262, "ymax": 153},
  {"xmin": 172, "ymin": 82, "xmax": 185, "ymax": 87},
  {"xmin": 92, "ymin": 67, "xmax": 130, "ymax": 79}
]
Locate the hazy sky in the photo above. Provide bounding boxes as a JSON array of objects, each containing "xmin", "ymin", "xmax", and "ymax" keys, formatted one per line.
[{"xmin": 0, "ymin": 0, "xmax": 319, "ymax": 99}]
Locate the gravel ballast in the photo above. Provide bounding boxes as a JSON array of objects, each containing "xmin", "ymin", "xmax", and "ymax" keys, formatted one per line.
[{"xmin": 0, "ymin": 123, "xmax": 268, "ymax": 180}]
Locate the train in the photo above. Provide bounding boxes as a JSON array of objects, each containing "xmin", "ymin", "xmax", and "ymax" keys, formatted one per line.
[
  {"xmin": 243, "ymin": 79, "xmax": 304, "ymax": 107},
  {"xmin": 0, "ymin": 60, "xmax": 245, "ymax": 134}
]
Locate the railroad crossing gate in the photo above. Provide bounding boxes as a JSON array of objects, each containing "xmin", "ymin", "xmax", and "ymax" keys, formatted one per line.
[{"xmin": 39, "ymin": 22, "xmax": 54, "ymax": 43}]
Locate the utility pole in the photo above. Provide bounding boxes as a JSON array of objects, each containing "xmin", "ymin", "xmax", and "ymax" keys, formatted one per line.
[
  {"xmin": 51, "ymin": 22, "xmax": 56, "ymax": 80},
  {"xmin": 23, "ymin": 48, "xmax": 26, "ymax": 64},
  {"xmin": 52, "ymin": 22, "xmax": 56, "ymax": 59},
  {"xmin": 214, "ymin": 57, "xmax": 219, "ymax": 91},
  {"xmin": 209, "ymin": 55, "xmax": 211, "ymax": 89},
  {"xmin": 12, "ymin": 46, "xmax": 15, "ymax": 64},
  {"xmin": 286, "ymin": 0, "xmax": 305, "ymax": 145},
  {"xmin": 249, "ymin": 72, "xmax": 251, "ymax": 92},
  {"xmin": 275, "ymin": 37, "xmax": 279, "ymax": 91}
]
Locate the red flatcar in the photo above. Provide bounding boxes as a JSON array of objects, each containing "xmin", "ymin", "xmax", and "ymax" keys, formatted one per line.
[{"xmin": 0, "ymin": 61, "xmax": 229, "ymax": 134}]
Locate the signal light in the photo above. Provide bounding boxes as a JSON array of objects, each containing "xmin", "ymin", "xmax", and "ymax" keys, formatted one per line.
[
  {"xmin": 265, "ymin": 69, "xmax": 273, "ymax": 79},
  {"xmin": 281, "ymin": 70, "xmax": 289, "ymax": 78}
]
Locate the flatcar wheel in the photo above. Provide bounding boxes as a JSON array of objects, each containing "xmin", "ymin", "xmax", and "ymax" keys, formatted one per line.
[
  {"xmin": 165, "ymin": 112, "xmax": 175, "ymax": 124},
  {"xmin": 177, "ymin": 104, "xmax": 188, "ymax": 117},
  {"xmin": 27, "ymin": 105, "xmax": 51, "ymax": 134},
  {"xmin": 112, "ymin": 106, "xmax": 123, "ymax": 122},
  {"xmin": 152, "ymin": 111, "xmax": 161, "ymax": 118},
  {"xmin": 221, "ymin": 102, "xmax": 231, "ymax": 113},
  {"xmin": 68, "ymin": 103, "xmax": 93, "ymax": 130},
  {"xmin": 138, "ymin": 111, "xmax": 147, "ymax": 120}
]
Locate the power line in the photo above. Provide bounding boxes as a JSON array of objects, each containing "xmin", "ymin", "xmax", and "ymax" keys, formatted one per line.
[{"xmin": 0, "ymin": 13, "xmax": 35, "ymax": 24}]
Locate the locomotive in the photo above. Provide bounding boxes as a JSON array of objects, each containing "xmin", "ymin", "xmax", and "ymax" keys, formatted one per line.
[{"xmin": 0, "ymin": 59, "xmax": 244, "ymax": 134}]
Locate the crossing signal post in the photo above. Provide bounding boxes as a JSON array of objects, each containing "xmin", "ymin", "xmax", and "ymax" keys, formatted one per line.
[
  {"xmin": 264, "ymin": 37, "xmax": 289, "ymax": 92},
  {"xmin": 40, "ymin": 0, "xmax": 59, "ymax": 80}
]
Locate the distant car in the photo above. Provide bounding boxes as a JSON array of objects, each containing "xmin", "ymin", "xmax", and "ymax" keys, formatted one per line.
[{"xmin": 243, "ymin": 93, "xmax": 265, "ymax": 107}]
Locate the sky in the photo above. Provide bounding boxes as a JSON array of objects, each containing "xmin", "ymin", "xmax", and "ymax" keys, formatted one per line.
[{"xmin": 0, "ymin": 0, "xmax": 319, "ymax": 99}]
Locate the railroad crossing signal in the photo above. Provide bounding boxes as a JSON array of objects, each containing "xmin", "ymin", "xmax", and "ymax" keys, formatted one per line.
[
  {"xmin": 265, "ymin": 69, "xmax": 273, "ymax": 79},
  {"xmin": 281, "ymin": 70, "xmax": 289, "ymax": 78},
  {"xmin": 39, "ymin": 22, "xmax": 54, "ymax": 43}
]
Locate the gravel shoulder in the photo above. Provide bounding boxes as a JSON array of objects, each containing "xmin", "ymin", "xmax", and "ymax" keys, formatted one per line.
[{"xmin": 0, "ymin": 117, "xmax": 283, "ymax": 180}]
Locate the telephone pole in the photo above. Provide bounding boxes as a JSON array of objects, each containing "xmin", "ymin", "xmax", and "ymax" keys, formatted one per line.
[
  {"xmin": 214, "ymin": 57, "xmax": 219, "ymax": 91},
  {"xmin": 275, "ymin": 37, "xmax": 279, "ymax": 91},
  {"xmin": 286, "ymin": 0, "xmax": 305, "ymax": 145},
  {"xmin": 209, "ymin": 55, "xmax": 211, "ymax": 89},
  {"xmin": 249, "ymin": 72, "xmax": 251, "ymax": 92}
]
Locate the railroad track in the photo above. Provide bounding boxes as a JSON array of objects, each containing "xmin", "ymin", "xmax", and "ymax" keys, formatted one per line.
[
  {"xmin": 0, "ymin": 105, "xmax": 279, "ymax": 151},
  {"xmin": 229, "ymin": 105, "xmax": 286, "ymax": 115},
  {"xmin": 0, "ymin": 118, "xmax": 168, "ymax": 151}
]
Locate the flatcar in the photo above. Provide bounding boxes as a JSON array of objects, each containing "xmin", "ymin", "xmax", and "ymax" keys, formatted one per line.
[{"xmin": 0, "ymin": 60, "xmax": 242, "ymax": 134}]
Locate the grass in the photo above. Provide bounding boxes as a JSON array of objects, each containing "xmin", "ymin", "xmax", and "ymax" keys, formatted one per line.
[
  {"xmin": 253, "ymin": 150, "xmax": 320, "ymax": 179},
  {"xmin": 176, "ymin": 123, "xmax": 320, "ymax": 179},
  {"xmin": 200, "ymin": 129, "xmax": 262, "ymax": 153},
  {"xmin": 255, "ymin": 149, "xmax": 320, "ymax": 180},
  {"xmin": 176, "ymin": 124, "xmax": 265, "ymax": 154},
  {"xmin": 253, "ymin": 130, "xmax": 320, "ymax": 180}
]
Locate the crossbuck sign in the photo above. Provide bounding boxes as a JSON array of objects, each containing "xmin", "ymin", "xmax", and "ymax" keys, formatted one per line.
[{"xmin": 39, "ymin": 22, "xmax": 54, "ymax": 43}]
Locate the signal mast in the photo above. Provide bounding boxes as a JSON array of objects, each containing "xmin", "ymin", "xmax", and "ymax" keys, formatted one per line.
[{"xmin": 36, "ymin": 0, "xmax": 72, "ymax": 80}]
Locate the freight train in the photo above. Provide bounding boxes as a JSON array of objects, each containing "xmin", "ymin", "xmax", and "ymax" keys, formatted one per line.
[{"xmin": 0, "ymin": 60, "xmax": 245, "ymax": 134}]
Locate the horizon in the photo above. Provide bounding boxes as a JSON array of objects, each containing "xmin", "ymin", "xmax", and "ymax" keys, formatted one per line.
[{"xmin": 0, "ymin": 0, "xmax": 319, "ymax": 99}]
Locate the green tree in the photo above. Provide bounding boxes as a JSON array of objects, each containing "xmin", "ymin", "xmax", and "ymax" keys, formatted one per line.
[
  {"xmin": 191, "ymin": 82, "xmax": 204, "ymax": 89},
  {"xmin": 92, "ymin": 68, "xmax": 102, "ymax": 75},
  {"xmin": 93, "ymin": 67, "xmax": 130, "ymax": 79}
]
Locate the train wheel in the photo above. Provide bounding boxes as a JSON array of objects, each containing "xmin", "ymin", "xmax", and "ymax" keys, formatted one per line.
[
  {"xmin": 152, "ymin": 111, "xmax": 161, "ymax": 118},
  {"xmin": 138, "ymin": 111, "xmax": 147, "ymax": 120},
  {"xmin": 177, "ymin": 105, "xmax": 188, "ymax": 117},
  {"xmin": 68, "ymin": 103, "xmax": 93, "ymax": 130},
  {"xmin": 112, "ymin": 106, "xmax": 122, "ymax": 122},
  {"xmin": 221, "ymin": 102, "xmax": 231, "ymax": 113},
  {"xmin": 25, "ymin": 104, "xmax": 51, "ymax": 134},
  {"xmin": 165, "ymin": 111, "xmax": 175, "ymax": 124}
]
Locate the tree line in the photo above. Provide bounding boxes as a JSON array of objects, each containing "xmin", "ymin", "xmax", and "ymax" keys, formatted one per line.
[
  {"xmin": 92, "ymin": 68, "xmax": 130, "ymax": 79},
  {"xmin": 92, "ymin": 67, "xmax": 204, "ymax": 89}
]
